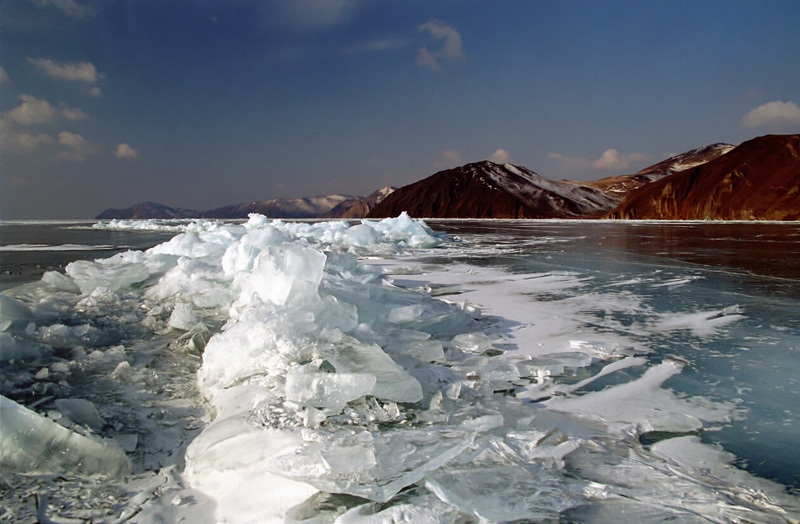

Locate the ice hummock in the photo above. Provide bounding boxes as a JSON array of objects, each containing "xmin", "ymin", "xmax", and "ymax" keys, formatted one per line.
[{"xmin": 1, "ymin": 214, "xmax": 798, "ymax": 523}]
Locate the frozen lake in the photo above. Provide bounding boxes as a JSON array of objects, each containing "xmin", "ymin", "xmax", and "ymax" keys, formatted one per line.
[{"xmin": 1, "ymin": 217, "xmax": 799, "ymax": 522}]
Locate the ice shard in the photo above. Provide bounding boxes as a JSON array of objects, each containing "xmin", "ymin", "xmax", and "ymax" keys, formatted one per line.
[{"xmin": 0, "ymin": 395, "xmax": 132, "ymax": 479}]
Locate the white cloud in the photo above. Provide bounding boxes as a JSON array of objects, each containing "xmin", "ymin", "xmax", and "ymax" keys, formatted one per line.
[
  {"xmin": 434, "ymin": 149, "xmax": 464, "ymax": 169},
  {"xmin": 742, "ymin": 100, "xmax": 800, "ymax": 129},
  {"xmin": 115, "ymin": 143, "xmax": 139, "ymax": 159},
  {"xmin": 7, "ymin": 95, "xmax": 58, "ymax": 125},
  {"xmin": 0, "ymin": 125, "xmax": 54, "ymax": 154},
  {"xmin": 0, "ymin": 66, "xmax": 9, "ymax": 85},
  {"xmin": 487, "ymin": 148, "xmax": 511, "ymax": 164},
  {"xmin": 5, "ymin": 95, "xmax": 87, "ymax": 125},
  {"xmin": 58, "ymin": 103, "xmax": 89, "ymax": 121},
  {"xmin": 417, "ymin": 19, "xmax": 465, "ymax": 71},
  {"xmin": 591, "ymin": 149, "xmax": 648, "ymax": 171},
  {"xmin": 28, "ymin": 57, "xmax": 103, "ymax": 84},
  {"xmin": 549, "ymin": 149, "xmax": 649, "ymax": 173},
  {"xmin": 31, "ymin": 0, "xmax": 94, "ymax": 19},
  {"xmin": 57, "ymin": 131, "xmax": 98, "ymax": 162}
]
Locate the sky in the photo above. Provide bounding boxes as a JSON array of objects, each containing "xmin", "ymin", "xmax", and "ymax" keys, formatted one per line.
[{"xmin": 1, "ymin": 0, "xmax": 799, "ymax": 219}]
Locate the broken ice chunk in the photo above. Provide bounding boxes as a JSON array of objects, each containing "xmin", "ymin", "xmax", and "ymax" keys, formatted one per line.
[
  {"xmin": 451, "ymin": 332, "xmax": 495, "ymax": 354},
  {"xmin": 321, "ymin": 341, "xmax": 423, "ymax": 404},
  {"xmin": 0, "ymin": 395, "xmax": 131, "ymax": 478},
  {"xmin": 114, "ymin": 433, "xmax": 138, "ymax": 452},
  {"xmin": 167, "ymin": 302, "xmax": 199, "ymax": 331},
  {"xmin": 0, "ymin": 332, "xmax": 41, "ymax": 361},
  {"xmin": 0, "ymin": 295, "xmax": 34, "ymax": 322},
  {"xmin": 238, "ymin": 244, "xmax": 326, "ymax": 307},
  {"xmin": 425, "ymin": 463, "xmax": 580, "ymax": 522},
  {"xmin": 341, "ymin": 223, "xmax": 380, "ymax": 247},
  {"xmin": 271, "ymin": 427, "xmax": 474, "ymax": 503},
  {"xmin": 54, "ymin": 398, "xmax": 105, "ymax": 431},
  {"xmin": 387, "ymin": 304, "xmax": 426, "ymax": 324},
  {"xmin": 66, "ymin": 252, "xmax": 150, "ymax": 295},
  {"xmin": 285, "ymin": 371, "xmax": 376, "ymax": 412}
]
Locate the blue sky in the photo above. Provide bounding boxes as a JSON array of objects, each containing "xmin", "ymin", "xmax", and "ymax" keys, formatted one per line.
[{"xmin": 1, "ymin": 0, "xmax": 799, "ymax": 218}]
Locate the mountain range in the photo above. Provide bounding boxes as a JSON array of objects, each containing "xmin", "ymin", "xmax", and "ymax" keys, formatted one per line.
[
  {"xmin": 96, "ymin": 134, "xmax": 799, "ymax": 221},
  {"xmin": 96, "ymin": 188, "xmax": 395, "ymax": 220}
]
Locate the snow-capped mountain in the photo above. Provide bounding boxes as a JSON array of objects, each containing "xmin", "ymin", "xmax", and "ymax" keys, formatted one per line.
[
  {"xmin": 610, "ymin": 134, "xmax": 800, "ymax": 220},
  {"xmin": 323, "ymin": 187, "xmax": 396, "ymax": 218},
  {"xmin": 199, "ymin": 194, "xmax": 356, "ymax": 219},
  {"xmin": 367, "ymin": 161, "xmax": 618, "ymax": 219}
]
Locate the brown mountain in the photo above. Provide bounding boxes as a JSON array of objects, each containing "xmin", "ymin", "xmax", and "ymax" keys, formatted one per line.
[
  {"xmin": 367, "ymin": 161, "xmax": 618, "ymax": 219},
  {"xmin": 609, "ymin": 134, "xmax": 800, "ymax": 220},
  {"xmin": 584, "ymin": 143, "xmax": 734, "ymax": 199}
]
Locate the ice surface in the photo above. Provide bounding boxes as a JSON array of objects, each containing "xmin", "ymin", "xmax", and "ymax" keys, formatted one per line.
[
  {"xmin": 2, "ymin": 216, "xmax": 798, "ymax": 523},
  {"xmin": 544, "ymin": 359, "xmax": 732, "ymax": 438},
  {"xmin": 0, "ymin": 395, "xmax": 131, "ymax": 478}
]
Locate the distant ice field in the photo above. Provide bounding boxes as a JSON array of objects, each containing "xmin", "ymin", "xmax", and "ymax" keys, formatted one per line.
[{"xmin": 1, "ymin": 217, "xmax": 798, "ymax": 523}]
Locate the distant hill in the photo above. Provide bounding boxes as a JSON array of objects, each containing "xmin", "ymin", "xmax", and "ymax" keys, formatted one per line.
[
  {"xmin": 95, "ymin": 202, "xmax": 200, "ymax": 220},
  {"xmin": 200, "ymin": 194, "xmax": 355, "ymax": 219},
  {"xmin": 323, "ymin": 187, "xmax": 395, "ymax": 218},
  {"xmin": 367, "ymin": 161, "xmax": 618, "ymax": 219},
  {"xmin": 609, "ymin": 134, "xmax": 800, "ymax": 220},
  {"xmin": 95, "ymin": 191, "xmax": 396, "ymax": 220}
]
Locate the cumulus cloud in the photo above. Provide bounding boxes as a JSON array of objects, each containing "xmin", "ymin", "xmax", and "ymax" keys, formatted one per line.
[
  {"xmin": 5, "ymin": 95, "xmax": 87, "ymax": 125},
  {"xmin": 742, "ymin": 100, "xmax": 800, "ymax": 129},
  {"xmin": 417, "ymin": 19, "xmax": 465, "ymax": 71},
  {"xmin": 28, "ymin": 58, "xmax": 103, "ymax": 95},
  {"xmin": 7, "ymin": 95, "xmax": 58, "ymax": 125},
  {"xmin": 57, "ymin": 131, "xmax": 98, "ymax": 161},
  {"xmin": 0, "ymin": 66, "xmax": 9, "ymax": 85},
  {"xmin": 549, "ymin": 149, "xmax": 649, "ymax": 173},
  {"xmin": 59, "ymin": 103, "xmax": 89, "ymax": 121},
  {"xmin": 115, "ymin": 143, "xmax": 139, "ymax": 159},
  {"xmin": 487, "ymin": 148, "xmax": 511, "ymax": 164},
  {"xmin": 591, "ymin": 149, "xmax": 648, "ymax": 170},
  {"xmin": 0, "ymin": 126, "xmax": 54, "ymax": 154},
  {"xmin": 31, "ymin": 0, "xmax": 94, "ymax": 19}
]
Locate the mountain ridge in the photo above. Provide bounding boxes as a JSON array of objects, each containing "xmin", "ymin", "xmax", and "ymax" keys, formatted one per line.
[
  {"xmin": 95, "ymin": 189, "xmax": 395, "ymax": 220},
  {"xmin": 95, "ymin": 135, "xmax": 799, "ymax": 221}
]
